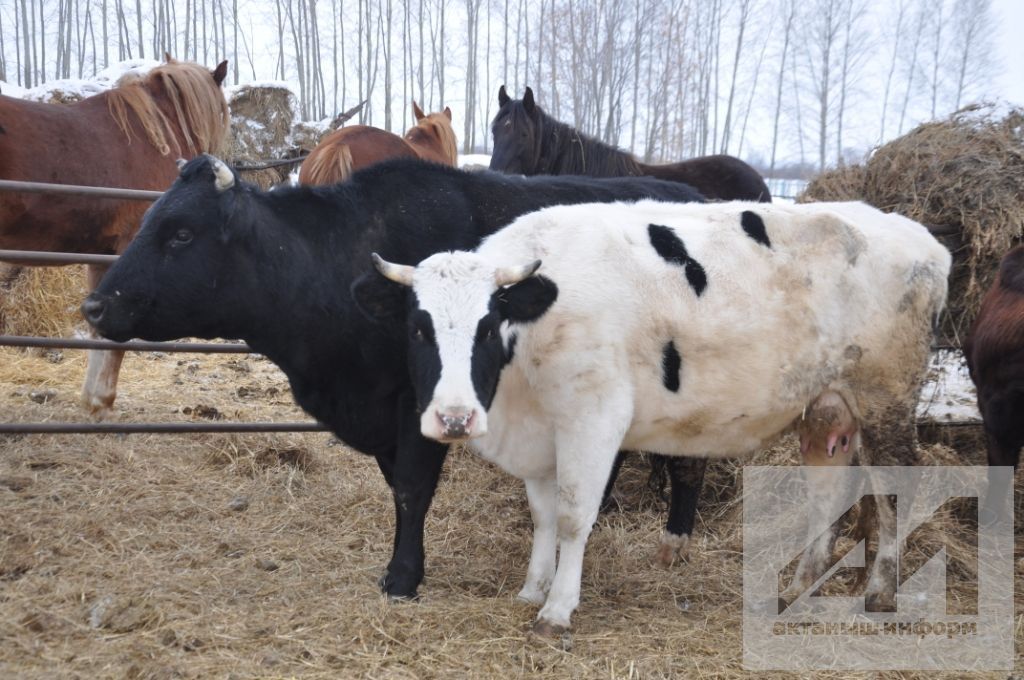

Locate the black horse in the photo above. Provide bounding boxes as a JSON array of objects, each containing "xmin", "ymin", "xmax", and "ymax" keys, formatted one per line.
[{"xmin": 490, "ymin": 86, "xmax": 771, "ymax": 203}]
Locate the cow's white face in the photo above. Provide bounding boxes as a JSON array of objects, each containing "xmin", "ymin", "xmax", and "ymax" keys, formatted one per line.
[
  {"xmin": 368, "ymin": 251, "xmax": 555, "ymax": 442},
  {"xmin": 411, "ymin": 253, "xmax": 501, "ymax": 441}
]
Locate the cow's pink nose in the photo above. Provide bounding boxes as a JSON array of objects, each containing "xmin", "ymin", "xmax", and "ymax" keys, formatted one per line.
[{"xmin": 436, "ymin": 409, "xmax": 476, "ymax": 440}]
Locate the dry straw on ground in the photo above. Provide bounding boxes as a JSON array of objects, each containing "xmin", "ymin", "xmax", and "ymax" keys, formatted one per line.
[
  {"xmin": 800, "ymin": 102, "xmax": 1024, "ymax": 344},
  {"xmin": 0, "ymin": 347, "xmax": 1020, "ymax": 678}
]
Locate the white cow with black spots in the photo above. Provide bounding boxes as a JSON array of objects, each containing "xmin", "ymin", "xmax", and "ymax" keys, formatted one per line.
[{"xmin": 365, "ymin": 200, "xmax": 951, "ymax": 634}]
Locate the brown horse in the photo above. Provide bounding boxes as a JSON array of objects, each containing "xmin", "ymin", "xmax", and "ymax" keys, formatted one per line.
[
  {"xmin": 0, "ymin": 55, "xmax": 230, "ymax": 415},
  {"xmin": 299, "ymin": 102, "xmax": 457, "ymax": 185}
]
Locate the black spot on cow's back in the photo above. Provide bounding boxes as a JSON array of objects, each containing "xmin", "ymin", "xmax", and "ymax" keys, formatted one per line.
[
  {"xmin": 648, "ymin": 224, "xmax": 707, "ymax": 296},
  {"xmin": 648, "ymin": 223, "xmax": 689, "ymax": 267},
  {"xmin": 741, "ymin": 210, "xmax": 771, "ymax": 248},
  {"xmin": 661, "ymin": 340, "xmax": 681, "ymax": 392}
]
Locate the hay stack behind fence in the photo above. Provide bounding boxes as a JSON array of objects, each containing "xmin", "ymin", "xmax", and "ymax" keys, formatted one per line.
[
  {"xmin": 800, "ymin": 103, "xmax": 1024, "ymax": 343},
  {"xmin": 0, "ymin": 265, "xmax": 89, "ymax": 340}
]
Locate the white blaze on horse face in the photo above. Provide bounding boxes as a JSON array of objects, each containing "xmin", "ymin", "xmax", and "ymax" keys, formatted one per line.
[{"xmin": 412, "ymin": 252, "xmax": 498, "ymax": 441}]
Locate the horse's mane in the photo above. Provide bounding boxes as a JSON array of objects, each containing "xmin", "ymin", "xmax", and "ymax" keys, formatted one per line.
[
  {"xmin": 106, "ymin": 60, "xmax": 229, "ymax": 157},
  {"xmin": 417, "ymin": 113, "xmax": 458, "ymax": 165},
  {"xmin": 534, "ymin": 107, "xmax": 642, "ymax": 177}
]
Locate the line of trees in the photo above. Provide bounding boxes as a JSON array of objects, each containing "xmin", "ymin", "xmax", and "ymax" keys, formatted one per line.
[{"xmin": 0, "ymin": 0, "xmax": 999, "ymax": 174}]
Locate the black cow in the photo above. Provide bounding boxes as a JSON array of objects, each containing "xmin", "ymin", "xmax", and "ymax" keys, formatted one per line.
[{"xmin": 82, "ymin": 155, "xmax": 705, "ymax": 598}]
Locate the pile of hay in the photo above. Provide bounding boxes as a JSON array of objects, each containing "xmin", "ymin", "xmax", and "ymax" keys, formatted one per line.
[
  {"xmin": 0, "ymin": 265, "xmax": 89, "ymax": 340},
  {"xmin": 800, "ymin": 103, "xmax": 1024, "ymax": 343},
  {"xmin": 225, "ymin": 84, "xmax": 297, "ymax": 188}
]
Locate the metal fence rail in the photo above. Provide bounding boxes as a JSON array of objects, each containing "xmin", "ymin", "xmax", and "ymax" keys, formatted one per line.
[
  {"xmin": 0, "ymin": 179, "xmax": 163, "ymax": 201},
  {"xmin": 0, "ymin": 422, "xmax": 328, "ymax": 434},
  {"xmin": 0, "ymin": 335, "xmax": 252, "ymax": 354}
]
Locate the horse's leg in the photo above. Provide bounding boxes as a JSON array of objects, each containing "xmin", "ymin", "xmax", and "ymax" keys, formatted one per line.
[{"xmin": 81, "ymin": 263, "xmax": 125, "ymax": 417}]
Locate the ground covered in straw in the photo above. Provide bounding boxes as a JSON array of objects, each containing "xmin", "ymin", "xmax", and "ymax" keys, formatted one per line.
[{"xmin": 0, "ymin": 346, "xmax": 1021, "ymax": 678}]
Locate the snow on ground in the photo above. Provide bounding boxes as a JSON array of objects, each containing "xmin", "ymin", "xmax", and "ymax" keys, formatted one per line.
[
  {"xmin": 0, "ymin": 80, "xmax": 27, "ymax": 98},
  {"xmin": 458, "ymin": 153, "xmax": 492, "ymax": 170},
  {"xmin": 917, "ymin": 349, "xmax": 981, "ymax": 423}
]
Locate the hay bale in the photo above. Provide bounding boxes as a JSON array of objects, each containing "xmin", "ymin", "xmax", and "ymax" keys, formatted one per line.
[
  {"xmin": 226, "ymin": 83, "xmax": 296, "ymax": 188},
  {"xmin": 800, "ymin": 103, "xmax": 1024, "ymax": 342},
  {"xmin": 0, "ymin": 266, "xmax": 89, "ymax": 339}
]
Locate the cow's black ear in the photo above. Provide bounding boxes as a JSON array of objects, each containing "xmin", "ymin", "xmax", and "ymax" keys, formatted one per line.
[
  {"xmin": 496, "ymin": 275, "xmax": 557, "ymax": 323},
  {"xmin": 498, "ymin": 84, "xmax": 510, "ymax": 107},
  {"xmin": 351, "ymin": 273, "xmax": 407, "ymax": 323}
]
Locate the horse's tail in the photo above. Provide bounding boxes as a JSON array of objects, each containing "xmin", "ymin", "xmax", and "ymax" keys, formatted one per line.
[{"xmin": 300, "ymin": 143, "xmax": 354, "ymax": 185}]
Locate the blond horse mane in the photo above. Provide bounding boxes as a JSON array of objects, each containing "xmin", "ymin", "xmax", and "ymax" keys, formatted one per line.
[
  {"xmin": 409, "ymin": 112, "xmax": 458, "ymax": 165},
  {"xmin": 106, "ymin": 60, "xmax": 229, "ymax": 157}
]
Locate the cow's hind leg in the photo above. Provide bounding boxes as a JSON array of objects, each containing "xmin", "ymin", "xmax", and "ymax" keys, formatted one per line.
[
  {"xmin": 518, "ymin": 476, "xmax": 558, "ymax": 605},
  {"xmin": 533, "ymin": 407, "xmax": 631, "ymax": 635},
  {"xmin": 859, "ymin": 402, "xmax": 919, "ymax": 612},
  {"xmin": 656, "ymin": 457, "xmax": 707, "ymax": 566},
  {"xmin": 779, "ymin": 432, "xmax": 859, "ymax": 610},
  {"xmin": 81, "ymin": 263, "xmax": 125, "ymax": 417}
]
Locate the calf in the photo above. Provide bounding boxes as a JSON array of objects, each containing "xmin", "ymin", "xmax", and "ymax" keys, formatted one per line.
[
  {"xmin": 366, "ymin": 200, "xmax": 950, "ymax": 633},
  {"xmin": 965, "ymin": 244, "xmax": 1024, "ymax": 468}
]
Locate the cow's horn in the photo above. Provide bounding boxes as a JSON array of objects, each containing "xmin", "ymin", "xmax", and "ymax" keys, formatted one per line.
[
  {"xmin": 372, "ymin": 253, "xmax": 415, "ymax": 286},
  {"xmin": 495, "ymin": 259, "xmax": 542, "ymax": 286},
  {"xmin": 207, "ymin": 155, "xmax": 235, "ymax": 192}
]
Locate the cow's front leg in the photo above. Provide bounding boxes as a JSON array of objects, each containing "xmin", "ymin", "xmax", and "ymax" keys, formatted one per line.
[
  {"xmin": 379, "ymin": 394, "xmax": 449, "ymax": 600},
  {"xmin": 657, "ymin": 456, "xmax": 707, "ymax": 566},
  {"xmin": 533, "ymin": 415, "xmax": 629, "ymax": 635},
  {"xmin": 518, "ymin": 475, "xmax": 558, "ymax": 605}
]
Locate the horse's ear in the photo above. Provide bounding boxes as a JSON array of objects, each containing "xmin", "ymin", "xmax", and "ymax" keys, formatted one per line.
[
  {"xmin": 523, "ymin": 87, "xmax": 535, "ymax": 113},
  {"xmin": 412, "ymin": 101, "xmax": 426, "ymax": 121},
  {"xmin": 443, "ymin": 106, "xmax": 452, "ymax": 120},
  {"xmin": 498, "ymin": 85, "xmax": 510, "ymax": 107},
  {"xmin": 212, "ymin": 60, "xmax": 228, "ymax": 85}
]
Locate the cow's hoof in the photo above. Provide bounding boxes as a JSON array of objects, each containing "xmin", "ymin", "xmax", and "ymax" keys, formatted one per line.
[
  {"xmin": 655, "ymin": 531, "xmax": 691, "ymax": 567},
  {"xmin": 531, "ymin": 618, "xmax": 569, "ymax": 638},
  {"xmin": 378, "ymin": 570, "xmax": 420, "ymax": 601},
  {"xmin": 516, "ymin": 588, "xmax": 546, "ymax": 606},
  {"xmin": 864, "ymin": 592, "xmax": 896, "ymax": 613}
]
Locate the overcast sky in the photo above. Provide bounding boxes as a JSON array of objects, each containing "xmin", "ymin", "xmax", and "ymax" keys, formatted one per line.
[{"xmin": 993, "ymin": 0, "xmax": 1024, "ymax": 105}]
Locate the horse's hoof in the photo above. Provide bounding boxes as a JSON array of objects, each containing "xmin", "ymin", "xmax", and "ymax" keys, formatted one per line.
[
  {"xmin": 82, "ymin": 395, "xmax": 115, "ymax": 420},
  {"xmin": 864, "ymin": 592, "xmax": 896, "ymax": 613},
  {"xmin": 655, "ymin": 531, "xmax": 690, "ymax": 567},
  {"xmin": 531, "ymin": 618, "xmax": 569, "ymax": 638}
]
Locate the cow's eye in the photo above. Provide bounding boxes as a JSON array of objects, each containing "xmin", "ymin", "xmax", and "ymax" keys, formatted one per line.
[
  {"xmin": 412, "ymin": 327, "xmax": 425, "ymax": 341},
  {"xmin": 172, "ymin": 229, "xmax": 193, "ymax": 245}
]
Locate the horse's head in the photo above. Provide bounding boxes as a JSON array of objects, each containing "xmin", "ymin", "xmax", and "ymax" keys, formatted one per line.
[
  {"xmin": 489, "ymin": 86, "xmax": 543, "ymax": 175},
  {"xmin": 406, "ymin": 102, "xmax": 458, "ymax": 165},
  {"xmin": 108, "ymin": 56, "xmax": 230, "ymax": 157}
]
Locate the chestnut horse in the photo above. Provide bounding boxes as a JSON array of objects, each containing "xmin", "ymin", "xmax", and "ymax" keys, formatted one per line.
[
  {"xmin": 0, "ymin": 55, "xmax": 230, "ymax": 415},
  {"xmin": 490, "ymin": 86, "xmax": 772, "ymax": 202},
  {"xmin": 299, "ymin": 102, "xmax": 457, "ymax": 185}
]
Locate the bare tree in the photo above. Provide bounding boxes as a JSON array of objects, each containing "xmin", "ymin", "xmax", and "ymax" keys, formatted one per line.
[{"xmin": 769, "ymin": 0, "xmax": 797, "ymax": 176}]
